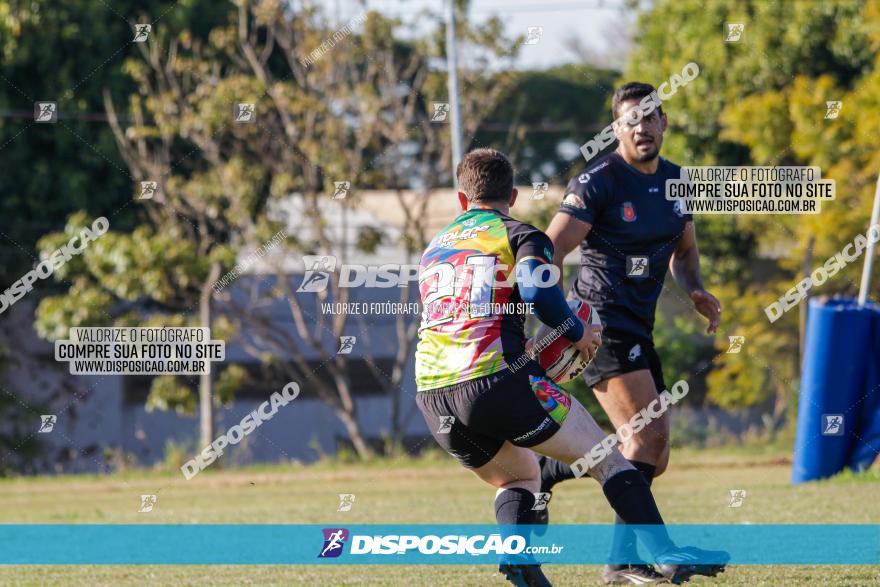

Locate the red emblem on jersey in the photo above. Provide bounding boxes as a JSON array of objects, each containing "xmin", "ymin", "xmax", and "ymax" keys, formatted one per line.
[{"xmin": 622, "ymin": 201, "xmax": 637, "ymax": 222}]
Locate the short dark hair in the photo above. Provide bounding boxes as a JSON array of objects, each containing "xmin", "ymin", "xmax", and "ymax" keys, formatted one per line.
[
  {"xmin": 611, "ymin": 82, "xmax": 663, "ymax": 119},
  {"xmin": 456, "ymin": 148, "xmax": 514, "ymax": 203}
]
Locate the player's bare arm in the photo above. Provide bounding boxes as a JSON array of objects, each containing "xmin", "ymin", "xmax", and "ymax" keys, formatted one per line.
[
  {"xmin": 545, "ymin": 212, "xmax": 591, "ymax": 294},
  {"xmin": 669, "ymin": 220, "xmax": 721, "ymax": 334}
]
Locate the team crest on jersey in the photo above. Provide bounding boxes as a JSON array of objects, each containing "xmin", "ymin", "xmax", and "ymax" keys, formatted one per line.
[
  {"xmin": 621, "ymin": 201, "xmax": 637, "ymax": 222},
  {"xmin": 563, "ymin": 193, "xmax": 585, "ymax": 209}
]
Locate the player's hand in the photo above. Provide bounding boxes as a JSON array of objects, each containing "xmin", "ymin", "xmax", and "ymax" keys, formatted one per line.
[
  {"xmin": 573, "ymin": 324, "xmax": 602, "ymax": 363},
  {"xmin": 691, "ymin": 288, "xmax": 721, "ymax": 334}
]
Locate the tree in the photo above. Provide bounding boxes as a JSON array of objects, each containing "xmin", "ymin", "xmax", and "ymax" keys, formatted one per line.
[
  {"xmin": 623, "ymin": 0, "xmax": 880, "ymax": 422},
  {"xmin": 0, "ymin": 0, "xmax": 227, "ymax": 471},
  {"xmin": 472, "ymin": 64, "xmax": 618, "ymax": 183},
  {"xmin": 0, "ymin": 0, "xmax": 227, "ymax": 283},
  {"xmin": 34, "ymin": 1, "xmax": 519, "ymax": 459}
]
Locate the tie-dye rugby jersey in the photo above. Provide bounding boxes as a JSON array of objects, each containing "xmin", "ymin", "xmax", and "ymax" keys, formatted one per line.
[{"xmin": 415, "ymin": 208, "xmax": 554, "ymax": 390}]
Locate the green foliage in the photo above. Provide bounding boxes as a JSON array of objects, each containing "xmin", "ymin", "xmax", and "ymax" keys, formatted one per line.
[
  {"xmin": 146, "ymin": 375, "xmax": 196, "ymax": 415},
  {"xmin": 33, "ymin": 214, "xmax": 208, "ymax": 342},
  {"xmin": 474, "ymin": 64, "xmax": 619, "ymax": 181},
  {"xmin": 653, "ymin": 311, "xmax": 713, "ymax": 401},
  {"xmin": 356, "ymin": 226, "xmax": 385, "ymax": 254},
  {"xmin": 626, "ymin": 0, "xmax": 873, "ymax": 166},
  {"xmin": 101, "ymin": 445, "xmax": 139, "ymax": 472},
  {"xmin": 0, "ymin": 346, "xmax": 42, "ymax": 476},
  {"xmin": 0, "ymin": 1, "xmax": 231, "ymax": 469},
  {"xmin": 215, "ymin": 364, "xmax": 250, "ymax": 407},
  {"xmin": 705, "ymin": 282, "xmax": 799, "ymax": 414},
  {"xmin": 0, "ymin": 0, "xmax": 227, "ymax": 283},
  {"xmin": 160, "ymin": 437, "xmax": 196, "ymax": 471},
  {"xmin": 21, "ymin": 2, "xmax": 521, "ymax": 458},
  {"xmin": 625, "ymin": 0, "xmax": 880, "ymax": 414},
  {"xmin": 691, "ymin": 216, "xmax": 758, "ymax": 287}
]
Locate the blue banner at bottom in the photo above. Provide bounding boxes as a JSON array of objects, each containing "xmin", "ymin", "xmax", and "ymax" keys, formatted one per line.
[{"xmin": 0, "ymin": 525, "xmax": 877, "ymax": 564}]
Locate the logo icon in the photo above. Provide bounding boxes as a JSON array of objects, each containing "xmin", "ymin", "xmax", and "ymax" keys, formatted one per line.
[
  {"xmin": 727, "ymin": 336, "xmax": 745, "ymax": 354},
  {"xmin": 337, "ymin": 494, "xmax": 356, "ymax": 512},
  {"xmin": 437, "ymin": 416, "xmax": 455, "ymax": 434},
  {"xmin": 672, "ymin": 199, "xmax": 684, "ymax": 218},
  {"xmin": 562, "ymin": 193, "xmax": 586, "ymax": 210},
  {"xmin": 825, "ymin": 101, "xmax": 842, "ymax": 119},
  {"xmin": 337, "ymin": 336, "xmax": 356, "ymax": 355},
  {"xmin": 139, "ymin": 494, "xmax": 157, "ymax": 513},
  {"xmin": 297, "ymin": 255, "xmax": 337, "ymax": 293},
  {"xmin": 577, "ymin": 173, "xmax": 591, "ymax": 184},
  {"xmin": 524, "ymin": 26, "xmax": 543, "ymax": 45},
  {"xmin": 139, "ymin": 181, "xmax": 158, "ymax": 200},
  {"xmin": 822, "ymin": 414, "xmax": 844, "ymax": 436},
  {"xmin": 34, "ymin": 102, "xmax": 57, "ymax": 123},
  {"xmin": 235, "ymin": 103, "xmax": 256, "ymax": 123},
  {"xmin": 627, "ymin": 344, "xmax": 641, "ymax": 363},
  {"xmin": 332, "ymin": 181, "xmax": 350, "ymax": 200},
  {"xmin": 318, "ymin": 528, "xmax": 349, "ymax": 558},
  {"xmin": 38, "ymin": 415, "xmax": 57, "ymax": 433},
  {"xmin": 133, "ymin": 24, "xmax": 151, "ymax": 42},
  {"xmin": 728, "ymin": 489, "xmax": 746, "ymax": 508},
  {"xmin": 626, "ymin": 256, "xmax": 648, "ymax": 278},
  {"xmin": 725, "ymin": 23, "xmax": 744, "ymax": 42},
  {"xmin": 621, "ymin": 201, "xmax": 637, "ymax": 222},
  {"xmin": 530, "ymin": 182, "xmax": 548, "ymax": 200},
  {"xmin": 532, "ymin": 492, "xmax": 552, "ymax": 511},
  {"xmin": 431, "ymin": 102, "xmax": 450, "ymax": 122}
]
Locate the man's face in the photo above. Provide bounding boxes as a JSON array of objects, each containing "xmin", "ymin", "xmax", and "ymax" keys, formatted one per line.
[{"xmin": 613, "ymin": 98, "xmax": 667, "ymax": 163}]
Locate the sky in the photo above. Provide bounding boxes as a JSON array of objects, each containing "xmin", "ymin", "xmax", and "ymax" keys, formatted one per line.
[{"xmin": 331, "ymin": 0, "xmax": 640, "ymax": 70}]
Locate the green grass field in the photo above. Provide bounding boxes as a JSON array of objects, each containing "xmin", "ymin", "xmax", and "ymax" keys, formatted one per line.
[{"xmin": 0, "ymin": 447, "xmax": 878, "ymax": 586}]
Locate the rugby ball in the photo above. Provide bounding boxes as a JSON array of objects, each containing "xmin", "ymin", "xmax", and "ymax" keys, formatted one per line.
[{"xmin": 532, "ymin": 300, "xmax": 601, "ymax": 385}]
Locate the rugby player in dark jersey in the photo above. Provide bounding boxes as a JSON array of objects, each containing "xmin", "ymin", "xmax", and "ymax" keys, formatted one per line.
[
  {"xmin": 537, "ymin": 83, "xmax": 723, "ymax": 584},
  {"xmin": 415, "ymin": 148, "xmax": 727, "ymax": 586}
]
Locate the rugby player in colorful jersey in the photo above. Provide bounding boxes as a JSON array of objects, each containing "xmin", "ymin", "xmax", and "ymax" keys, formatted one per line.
[{"xmin": 415, "ymin": 149, "xmax": 728, "ymax": 587}]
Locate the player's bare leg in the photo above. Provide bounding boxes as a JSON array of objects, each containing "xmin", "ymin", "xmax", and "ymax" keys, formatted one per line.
[
  {"xmin": 593, "ymin": 370, "xmax": 670, "ymax": 476},
  {"xmin": 472, "ymin": 441, "xmax": 541, "ymax": 491}
]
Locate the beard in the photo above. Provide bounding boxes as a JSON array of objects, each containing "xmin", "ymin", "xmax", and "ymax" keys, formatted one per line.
[{"xmin": 631, "ymin": 142, "xmax": 660, "ymax": 162}]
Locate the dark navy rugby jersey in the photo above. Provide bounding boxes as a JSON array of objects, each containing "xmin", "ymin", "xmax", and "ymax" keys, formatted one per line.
[{"xmin": 558, "ymin": 152, "xmax": 692, "ymax": 340}]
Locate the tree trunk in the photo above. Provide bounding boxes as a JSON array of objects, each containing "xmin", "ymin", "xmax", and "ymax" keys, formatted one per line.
[
  {"xmin": 199, "ymin": 262, "xmax": 222, "ymax": 449},
  {"xmin": 335, "ymin": 406, "xmax": 372, "ymax": 459}
]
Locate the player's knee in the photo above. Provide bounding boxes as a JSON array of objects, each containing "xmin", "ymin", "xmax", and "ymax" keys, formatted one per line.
[
  {"xmin": 475, "ymin": 453, "xmax": 540, "ymax": 489},
  {"xmin": 623, "ymin": 423, "xmax": 668, "ymax": 463},
  {"xmin": 653, "ymin": 445, "xmax": 671, "ymax": 477}
]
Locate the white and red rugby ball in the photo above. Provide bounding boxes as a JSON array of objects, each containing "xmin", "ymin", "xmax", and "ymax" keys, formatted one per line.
[{"xmin": 533, "ymin": 300, "xmax": 602, "ymax": 384}]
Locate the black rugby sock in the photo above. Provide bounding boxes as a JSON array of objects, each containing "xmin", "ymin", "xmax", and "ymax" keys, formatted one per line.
[
  {"xmin": 608, "ymin": 461, "xmax": 656, "ymax": 568},
  {"xmin": 602, "ymin": 469, "xmax": 674, "ymax": 562},
  {"xmin": 495, "ymin": 487, "xmax": 539, "ymax": 565},
  {"xmin": 495, "ymin": 487, "xmax": 538, "ymax": 525},
  {"xmin": 538, "ymin": 456, "xmax": 576, "ymax": 492}
]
